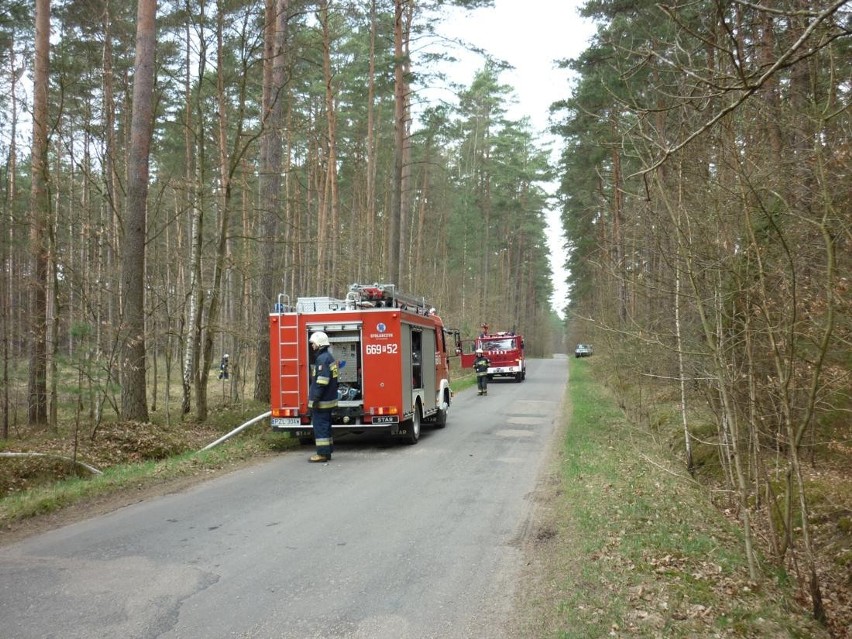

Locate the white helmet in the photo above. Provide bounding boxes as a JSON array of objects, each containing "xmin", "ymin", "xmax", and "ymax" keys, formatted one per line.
[
  {"xmin": 475, "ymin": 347, "xmax": 483, "ymax": 354},
  {"xmin": 309, "ymin": 331, "xmax": 330, "ymax": 348}
]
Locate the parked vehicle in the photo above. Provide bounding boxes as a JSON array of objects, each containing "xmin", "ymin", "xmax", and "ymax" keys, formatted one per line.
[
  {"xmin": 268, "ymin": 283, "xmax": 458, "ymax": 445},
  {"xmin": 574, "ymin": 343, "xmax": 593, "ymax": 358},
  {"xmin": 459, "ymin": 325, "xmax": 526, "ymax": 382}
]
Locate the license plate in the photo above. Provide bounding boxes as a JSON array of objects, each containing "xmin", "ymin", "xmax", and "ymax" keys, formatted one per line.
[
  {"xmin": 372, "ymin": 415, "xmax": 399, "ymax": 424},
  {"xmin": 271, "ymin": 417, "xmax": 300, "ymax": 427},
  {"xmin": 493, "ymin": 368, "xmax": 505, "ymax": 373}
]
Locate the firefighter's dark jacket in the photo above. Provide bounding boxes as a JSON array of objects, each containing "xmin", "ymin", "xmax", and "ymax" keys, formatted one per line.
[
  {"xmin": 473, "ymin": 355, "xmax": 490, "ymax": 375},
  {"xmin": 309, "ymin": 346, "xmax": 339, "ymax": 410}
]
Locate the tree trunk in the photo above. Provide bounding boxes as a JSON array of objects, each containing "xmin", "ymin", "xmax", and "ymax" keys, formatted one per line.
[
  {"xmin": 182, "ymin": 0, "xmax": 207, "ymax": 417},
  {"xmin": 362, "ymin": 0, "xmax": 378, "ymax": 281},
  {"xmin": 121, "ymin": 0, "xmax": 157, "ymax": 422},
  {"xmin": 254, "ymin": 0, "xmax": 289, "ymax": 403},
  {"xmin": 3, "ymin": 41, "xmax": 21, "ymax": 438},
  {"xmin": 609, "ymin": 114, "xmax": 627, "ymax": 324},
  {"xmin": 28, "ymin": 0, "xmax": 50, "ymax": 426},
  {"xmin": 387, "ymin": 0, "xmax": 405, "ymax": 284},
  {"xmin": 399, "ymin": 0, "xmax": 414, "ymax": 288},
  {"xmin": 102, "ymin": 1, "xmax": 119, "ymax": 361},
  {"xmin": 320, "ymin": 0, "xmax": 340, "ymax": 284}
]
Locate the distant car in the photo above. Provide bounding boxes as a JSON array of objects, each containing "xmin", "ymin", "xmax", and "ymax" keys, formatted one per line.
[{"xmin": 574, "ymin": 344, "xmax": 593, "ymax": 358}]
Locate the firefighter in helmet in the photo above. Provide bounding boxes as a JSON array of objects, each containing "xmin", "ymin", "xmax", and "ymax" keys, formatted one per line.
[
  {"xmin": 308, "ymin": 331, "xmax": 339, "ymax": 462},
  {"xmin": 473, "ymin": 347, "xmax": 490, "ymax": 396}
]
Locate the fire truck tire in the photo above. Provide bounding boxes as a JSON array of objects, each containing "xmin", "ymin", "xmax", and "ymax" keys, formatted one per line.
[
  {"xmin": 433, "ymin": 404, "xmax": 448, "ymax": 429},
  {"xmin": 402, "ymin": 405, "xmax": 422, "ymax": 445}
]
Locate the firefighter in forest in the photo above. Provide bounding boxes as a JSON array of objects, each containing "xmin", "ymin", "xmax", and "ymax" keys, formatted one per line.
[
  {"xmin": 473, "ymin": 347, "xmax": 490, "ymax": 396},
  {"xmin": 308, "ymin": 331, "xmax": 339, "ymax": 462},
  {"xmin": 218, "ymin": 354, "xmax": 229, "ymax": 380}
]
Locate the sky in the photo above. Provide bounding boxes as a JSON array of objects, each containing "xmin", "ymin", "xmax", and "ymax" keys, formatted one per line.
[{"xmin": 429, "ymin": 0, "xmax": 597, "ymax": 317}]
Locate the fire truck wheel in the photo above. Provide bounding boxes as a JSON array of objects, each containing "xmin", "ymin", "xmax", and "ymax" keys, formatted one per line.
[
  {"xmin": 433, "ymin": 404, "xmax": 448, "ymax": 429},
  {"xmin": 402, "ymin": 405, "xmax": 422, "ymax": 445}
]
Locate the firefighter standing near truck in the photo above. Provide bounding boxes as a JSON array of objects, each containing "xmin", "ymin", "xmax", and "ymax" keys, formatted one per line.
[
  {"xmin": 473, "ymin": 347, "xmax": 490, "ymax": 396},
  {"xmin": 308, "ymin": 331, "xmax": 339, "ymax": 462}
]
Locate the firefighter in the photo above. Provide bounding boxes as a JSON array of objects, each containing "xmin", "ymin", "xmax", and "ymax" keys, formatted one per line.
[
  {"xmin": 218, "ymin": 354, "xmax": 229, "ymax": 380},
  {"xmin": 308, "ymin": 331, "xmax": 339, "ymax": 462},
  {"xmin": 473, "ymin": 347, "xmax": 490, "ymax": 396}
]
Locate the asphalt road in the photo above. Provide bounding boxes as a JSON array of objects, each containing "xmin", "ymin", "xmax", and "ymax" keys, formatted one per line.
[{"xmin": 0, "ymin": 357, "xmax": 568, "ymax": 639}]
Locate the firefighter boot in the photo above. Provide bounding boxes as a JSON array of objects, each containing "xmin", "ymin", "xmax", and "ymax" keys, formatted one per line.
[{"xmin": 309, "ymin": 454, "xmax": 330, "ymax": 463}]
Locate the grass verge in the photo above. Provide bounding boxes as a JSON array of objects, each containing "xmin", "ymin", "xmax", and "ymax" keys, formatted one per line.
[{"xmin": 511, "ymin": 358, "xmax": 829, "ymax": 639}]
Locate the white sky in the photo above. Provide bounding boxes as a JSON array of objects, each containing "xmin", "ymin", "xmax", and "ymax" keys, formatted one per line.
[{"xmin": 428, "ymin": 0, "xmax": 596, "ymax": 317}]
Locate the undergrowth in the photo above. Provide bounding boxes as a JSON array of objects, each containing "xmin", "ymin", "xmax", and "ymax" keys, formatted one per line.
[{"xmin": 515, "ymin": 358, "xmax": 830, "ymax": 639}]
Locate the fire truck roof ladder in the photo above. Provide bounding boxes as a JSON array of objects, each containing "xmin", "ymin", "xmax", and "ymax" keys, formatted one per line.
[{"xmin": 347, "ymin": 283, "xmax": 431, "ymax": 313}]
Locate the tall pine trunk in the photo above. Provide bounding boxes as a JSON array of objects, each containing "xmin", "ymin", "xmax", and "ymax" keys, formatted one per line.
[
  {"xmin": 27, "ymin": 0, "xmax": 50, "ymax": 426},
  {"xmin": 387, "ymin": 0, "xmax": 404, "ymax": 284},
  {"xmin": 254, "ymin": 0, "xmax": 289, "ymax": 403},
  {"xmin": 121, "ymin": 0, "xmax": 157, "ymax": 422}
]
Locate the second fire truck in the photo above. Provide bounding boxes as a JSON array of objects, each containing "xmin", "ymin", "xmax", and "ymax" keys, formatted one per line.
[
  {"xmin": 459, "ymin": 324, "xmax": 527, "ymax": 382},
  {"xmin": 268, "ymin": 283, "xmax": 458, "ymax": 445}
]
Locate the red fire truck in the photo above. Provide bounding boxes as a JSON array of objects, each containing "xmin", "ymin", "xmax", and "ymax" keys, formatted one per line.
[
  {"xmin": 459, "ymin": 325, "xmax": 526, "ymax": 382},
  {"xmin": 268, "ymin": 283, "xmax": 458, "ymax": 445}
]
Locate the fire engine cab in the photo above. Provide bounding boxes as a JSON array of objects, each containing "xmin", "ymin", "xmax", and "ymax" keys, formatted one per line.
[
  {"xmin": 459, "ymin": 325, "xmax": 526, "ymax": 382},
  {"xmin": 268, "ymin": 283, "xmax": 458, "ymax": 445}
]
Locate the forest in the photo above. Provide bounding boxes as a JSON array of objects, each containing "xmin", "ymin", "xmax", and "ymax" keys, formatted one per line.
[
  {"xmin": 2, "ymin": 0, "xmax": 558, "ymax": 430},
  {"xmin": 1, "ymin": 0, "xmax": 851, "ymax": 634},
  {"xmin": 558, "ymin": 0, "xmax": 851, "ymax": 633}
]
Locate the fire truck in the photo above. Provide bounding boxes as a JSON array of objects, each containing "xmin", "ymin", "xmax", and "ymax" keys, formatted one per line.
[
  {"xmin": 459, "ymin": 324, "xmax": 526, "ymax": 382},
  {"xmin": 268, "ymin": 283, "xmax": 458, "ymax": 445}
]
